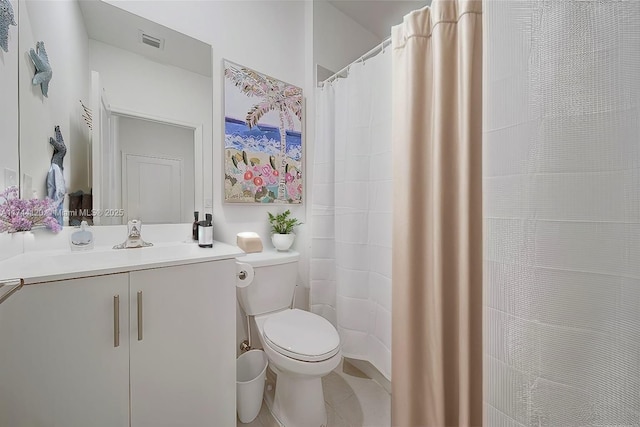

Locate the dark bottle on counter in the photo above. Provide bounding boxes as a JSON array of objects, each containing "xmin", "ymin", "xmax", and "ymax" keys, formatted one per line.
[{"xmin": 192, "ymin": 211, "xmax": 199, "ymax": 241}]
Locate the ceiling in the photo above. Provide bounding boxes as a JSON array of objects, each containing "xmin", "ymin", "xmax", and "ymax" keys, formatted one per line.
[
  {"xmin": 328, "ymin": 0, "xmax": 430, "ymax": 40},
  {"xmin": 79, "ymin": 0, "xmax": 212, "ymax": 77}
]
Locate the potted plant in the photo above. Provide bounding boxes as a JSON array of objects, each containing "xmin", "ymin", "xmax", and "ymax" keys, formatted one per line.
[{"xmin": 268, "ymin": 209, "xmax": 302, "ymax": 251}]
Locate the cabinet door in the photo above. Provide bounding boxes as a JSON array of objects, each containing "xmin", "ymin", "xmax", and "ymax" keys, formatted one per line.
[
  {"xmin": 0, "ymin": 274, "xmax": 130, "ymax": 427},
  {"xmin": 129, "ymin": 260, "xmax": 236, "ymax": 427}
]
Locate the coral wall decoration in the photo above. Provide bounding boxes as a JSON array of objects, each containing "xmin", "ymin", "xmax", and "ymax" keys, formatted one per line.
[{"xmin": 223, "ymin": 60, "xmax": 303, "ymax": 204}]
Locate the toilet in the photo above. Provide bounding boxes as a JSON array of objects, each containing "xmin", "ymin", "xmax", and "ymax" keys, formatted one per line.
[{"xmin": 236, "ymin": 251, "xmax": 341, "ymax": 427}]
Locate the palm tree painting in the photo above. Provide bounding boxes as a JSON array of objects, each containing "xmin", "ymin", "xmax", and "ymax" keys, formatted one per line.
[{"xmin": 224, "ymin": 61, "xmax": 303, "ymax": 204}]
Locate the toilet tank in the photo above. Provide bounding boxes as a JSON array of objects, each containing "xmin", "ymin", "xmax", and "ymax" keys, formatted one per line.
[{"xmin": 236, "ymin": 251, "xmax": 299, "ymax": 316}]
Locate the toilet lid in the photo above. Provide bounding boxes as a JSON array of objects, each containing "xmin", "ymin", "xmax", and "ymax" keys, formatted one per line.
[{"xmin": 263, "ymin": 309, "xmax": 340, "ymax": 362}]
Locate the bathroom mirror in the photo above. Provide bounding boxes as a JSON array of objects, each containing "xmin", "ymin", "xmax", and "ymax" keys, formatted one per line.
[
  {"xmin": 0, "ymin": 0, "xmax": 19, "ymax": 193},
  {"xmin": 18, "ymin": 0, "xmax": 212, "ymax": 225}
]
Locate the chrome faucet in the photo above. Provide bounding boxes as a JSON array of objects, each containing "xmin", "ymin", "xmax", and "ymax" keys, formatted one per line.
[{"xmin": 113, "ymin": 219, "xmax": 153, "ymax": 249}]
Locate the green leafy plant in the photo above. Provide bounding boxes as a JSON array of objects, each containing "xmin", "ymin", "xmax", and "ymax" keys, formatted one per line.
[{"xmin": 268, "ymin": 209, "xmax": 302, "ymax": 234}]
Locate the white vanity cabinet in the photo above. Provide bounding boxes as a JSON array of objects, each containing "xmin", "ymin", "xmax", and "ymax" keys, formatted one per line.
[
  {"xmin": 0, "ymin": 259, "xmax": 236, "ymax": 427},
  {"xmin": 0, "ymin": 273, "xmax": 131, "ymax": 427},
  {"xmin": 129, "ymin": 261, "xmax": 236, "ymax": 427}
]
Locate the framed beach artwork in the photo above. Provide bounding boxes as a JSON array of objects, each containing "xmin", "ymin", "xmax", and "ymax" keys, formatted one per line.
[{"xmin": 223, "ymin": 60, "xmax": 303, "ymax": 204}]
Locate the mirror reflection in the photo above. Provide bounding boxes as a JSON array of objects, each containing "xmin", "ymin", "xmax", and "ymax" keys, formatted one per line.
[
  {"xmin": 19, "ymin": 0, "xmax": 212, "ymax": 225},
  {"xmin": 0, "ymin": 0, "xmax": 18, "ymax": 193}
]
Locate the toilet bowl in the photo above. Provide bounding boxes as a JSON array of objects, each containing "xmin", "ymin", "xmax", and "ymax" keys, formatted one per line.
[
  {"xmin": 236, "ymin": 251, "xmax": 341, "ymax": 427},
  {"xmin": 255, "ymin": 309, "xmax": 341, "ymax": 426}
]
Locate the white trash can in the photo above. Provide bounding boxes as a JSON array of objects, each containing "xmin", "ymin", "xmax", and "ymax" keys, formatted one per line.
[{"xmin": 237, "ymin": 349, "xmax": 268, "ymax": 424}]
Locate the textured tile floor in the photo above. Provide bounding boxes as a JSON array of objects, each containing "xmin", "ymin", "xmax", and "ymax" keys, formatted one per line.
[{"xmin": 238, "ymin": 360, "xmax": 391, "ymax": 427}]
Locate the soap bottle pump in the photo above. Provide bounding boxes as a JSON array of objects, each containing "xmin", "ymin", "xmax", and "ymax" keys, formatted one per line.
[
  {"xmin": 69, "ymin": 220, "xmax": 94, "ymax": 251},
  {"xmin": 198, "ymin": 214, "xmax": 213, "ymax": 248},
  {"xmin": 192, "ymin": 211, "xmax": 199, "ymax": 241}
]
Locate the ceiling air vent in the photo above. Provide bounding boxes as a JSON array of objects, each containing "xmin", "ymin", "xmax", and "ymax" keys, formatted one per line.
[{"xmin": 139, "ymin": 30, "xmax": 165, "ymax": 50}]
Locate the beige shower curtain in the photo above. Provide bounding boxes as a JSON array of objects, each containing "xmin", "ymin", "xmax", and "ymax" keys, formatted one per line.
[{"xmin": 391, "ymin": 1, "xmax": 483, "ymax": 426}]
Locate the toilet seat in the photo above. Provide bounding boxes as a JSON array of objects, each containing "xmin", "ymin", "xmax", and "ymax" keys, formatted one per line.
[{"xmin": 262, "ymin": 309, "xmax": 340, "ymax": 362}]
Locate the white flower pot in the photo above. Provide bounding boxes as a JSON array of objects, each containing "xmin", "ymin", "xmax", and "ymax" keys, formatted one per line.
[{"xmin": 271, "ymin": 233, "xmax": 295, "ymax": 251}]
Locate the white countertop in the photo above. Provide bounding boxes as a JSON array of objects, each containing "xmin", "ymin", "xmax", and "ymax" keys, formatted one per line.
[{"xmin": 0, "ymin": 241, "xmax": 244, "ymax": 285}]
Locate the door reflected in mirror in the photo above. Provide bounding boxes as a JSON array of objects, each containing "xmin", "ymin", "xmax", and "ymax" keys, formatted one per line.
[
  {"xmin": 19, "ymin": 0, "xmax": 212, "ymax": 225},
  {"xmin": 107, "ymin": 115, "xmax": 196, "ymax": 225}
]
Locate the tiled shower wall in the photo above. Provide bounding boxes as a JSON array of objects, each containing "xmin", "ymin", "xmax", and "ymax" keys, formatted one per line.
[{"xmin": 484, "ymin": 1, "xmax": 640, "ymax": 425}]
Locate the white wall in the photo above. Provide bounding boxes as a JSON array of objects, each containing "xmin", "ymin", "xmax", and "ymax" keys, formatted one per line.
[
  {"xmin": 19, "ymin": 0, "xmax": 90, "ymax": 199},
  {"xmin": 0, "ymin": 0, "xmax": 19, "ymax": 193},
  {"xmin": 89, "ymin": 39, "xmax": 211, "ymax": 215},
  {"xmin": 313, "ymin": 0, "xmax": 381, "ymax": 76},
  {"xmin": 117, "ymin": 116, "xmax": 195, "ymax": 223}
]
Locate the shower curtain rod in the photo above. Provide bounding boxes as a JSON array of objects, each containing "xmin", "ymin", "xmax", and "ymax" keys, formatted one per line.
[{"xmin": 319, "ymin": 36, "xmax": 392, "ymax": 87}]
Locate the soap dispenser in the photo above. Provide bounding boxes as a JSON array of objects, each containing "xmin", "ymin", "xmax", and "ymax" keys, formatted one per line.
[
  {"xmin": 198, "ymin": 214, "xmax": 213, "ymax": 248},
  {"xmin": 69, "ymin": 220, "xmax": 94, "ymax": 251}
]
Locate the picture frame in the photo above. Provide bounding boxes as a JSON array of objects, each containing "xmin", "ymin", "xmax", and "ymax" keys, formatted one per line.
[{"xmin": 223, "ymin": 60, "xmax": 303, "ymax": 204}]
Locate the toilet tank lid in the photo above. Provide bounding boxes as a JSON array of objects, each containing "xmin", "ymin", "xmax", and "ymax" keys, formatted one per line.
[{"xmin": 236, "ymin": 250, "xmax": 299, "ymax": 267}]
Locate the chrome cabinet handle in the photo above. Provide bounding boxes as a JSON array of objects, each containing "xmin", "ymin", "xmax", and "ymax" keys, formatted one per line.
[
  {"xmin": 113, "ymin": 295, "xmax": 120, "ymax": 348},
  {"xmin": 137, "ymin": 291, "xmax": 143, "ymax": 341}
]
